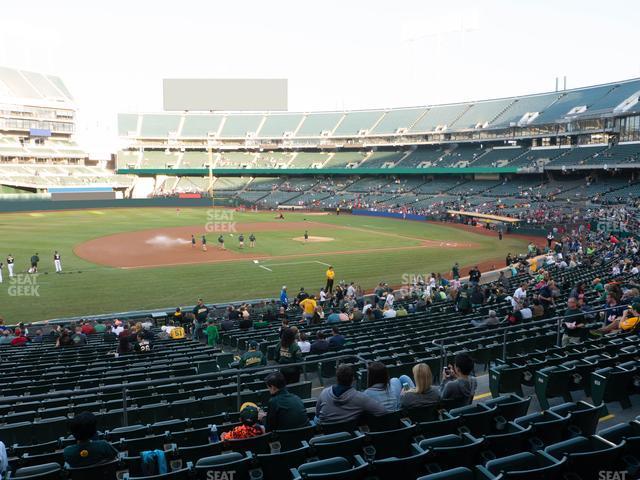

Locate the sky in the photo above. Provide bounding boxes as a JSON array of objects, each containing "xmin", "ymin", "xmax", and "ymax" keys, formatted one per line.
[{"xmin": 0, "ymin": 0, "xmax": 639, "ymax": 158}]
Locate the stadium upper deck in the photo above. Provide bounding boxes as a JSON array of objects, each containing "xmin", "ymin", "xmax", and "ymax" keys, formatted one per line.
[
  {"xmin": 119, "ymin": 77, "xmax": 640, "ymax": 142},
  {"xmin": 117, "ymin": 77, "xmax": 640, "ymax": 176}
]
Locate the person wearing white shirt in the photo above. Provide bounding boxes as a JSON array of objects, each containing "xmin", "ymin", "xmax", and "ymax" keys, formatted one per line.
[
  {"xmin": 112, "ymin": 321, "xmax": 124, "ymax": 336},
  {"xmin": 297, "ymin": 332, "xmax": 311, "ymax": 353},
  {"xmin": 347, "ymin": 283, "xmax": 356, "ymax": 298},
  {"xmin": 518, "ymin": 307, "xmax": 533, "ymax": 320},
  {"xmin": 385, "ymin": 292, "xmax": 395, "ymax": 307},
  {"xmin": 513, "ymin": 283, "xmax": 527, "ymax": 305},
  {"xmin": 319, "ymin": 289, "xmax": 327, "ymax": 303},
  {"xmin": 631, "ymin": 265, "xmax": 639, "ymax": 275},
  {"xmin": 383, "ymin": 306, "xmax": 396, "ymax": 318},
  {"xmin": 362, "ymin": 303, "xmax": 373, "ymax": 314}
]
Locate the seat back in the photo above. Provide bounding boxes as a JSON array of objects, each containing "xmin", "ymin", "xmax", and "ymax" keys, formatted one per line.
[
  {"xmin": 415, "ymin": 467, "xmax": 474, "ymax": 480},
  {"xmin": 223, "ymin": 432, "xmax": 272, "ymax": 454},
  {"xmin": 65, "ymin": 459, "xmax": 121, "ymax": 480},
  {"xmin": 309, "ymin": 432, "xmax": 365, "ymax": 459},
  {"xmin": 14, "ymin": 462, "xmax": 61, "ymax": 480},
  {"xmin": 274, "ymin": 424, "xmax": 316, "ymax": 450}
]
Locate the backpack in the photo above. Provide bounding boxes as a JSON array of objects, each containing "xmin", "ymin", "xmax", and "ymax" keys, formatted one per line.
[
  {"xmin": 140, "ymin": 450, "xmax": 167, "ymax": 475},
  {"xmin": 170, "ymin": 327, "xmax": 185, "ymax": 339}
]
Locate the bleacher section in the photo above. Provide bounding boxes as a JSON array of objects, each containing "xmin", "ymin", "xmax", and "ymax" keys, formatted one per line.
[{"xmin": 1, "ymin": 245, "xmax": 638, "ymax": 480}]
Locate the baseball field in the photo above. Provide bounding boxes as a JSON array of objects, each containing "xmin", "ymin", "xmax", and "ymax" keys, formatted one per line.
[{"xmin": 0, "ymin": 207, "xmax": 532, "ymax": 322}]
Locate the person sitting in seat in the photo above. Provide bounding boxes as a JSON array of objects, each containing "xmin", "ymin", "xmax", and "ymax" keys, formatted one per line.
[
  {"xmin": 400, "ymin": 363, "xmax": 440, "ymax": 409},
  {"xmin": 364, "ymin": 361, "xmax": 403, "ymax": 411},
  {"xmin": 315, "ymin": 364, "xmax": 386, "ymax": 424},
  {"xmin": 134, "ymin": 332, "xmax": 152, "ymax": 353},
  {"xmin": 63, "ymin": 412, "xmax": 118, "ymax": 468},
  {"xmin": 440, "ymin": 353, "xmax": 477, "ymax": 407},
  {"xmin": 240, "ymin": 341, "xmax": 267, "ymax": 368},
  {"xmin": 328, "ymin": 327, "xmax": 346, "ymax": 349},
  {"xmin": 264, "ymin": 372, "xmax": 309, "ymax": 431},
  {"xmin": 310, "ymin": 331, "xmax": 330, "ymax": 354},
  {"xmin": 220, "ymin": 403, "xmax": 264, "ymax": 440}
]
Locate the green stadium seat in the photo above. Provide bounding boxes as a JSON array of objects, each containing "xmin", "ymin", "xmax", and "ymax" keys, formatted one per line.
[
  {"xmin": 116, "ymin": 434, "xmax": 171, "ymax": 456},
  {"xmin": 514, "ymin": 410, "xmax": 569, "ymax": 447},
  {"xmin": 403, "ymin": 404, "xmax": 440, "ymax": 423},
  {"xmin": 482, "ymin": 421, "xmax": 532, "ymax": 457},
  {"xmin": 534, "ymin": 363, "xmax": 578, "ymax": 409},
  {"xmin": 291, "ymin": 455, "xmax": 368, "ymax": 480},
  {"xmin": 476, "ymin": 451, "xmax": 566, "ymax": 479},
  {"xmin": 448, "ymin": 403, "xmax": 497, "ymax": 436},
  {"xmin": 309, "ymin": 431, "xmax": 366, "ymax": 459},
  {"xmin": 317, "ymin": 419, "xmax": 359, "ymax": 435},
  {"xmin": 416, "ymin": 415, "xmax": 461, "ymax": 438},
  {"xmin": 177, "ymin": 442, "xmax": 223, "ymax": 464},
  {"xmin": 223, "ymin": 432, "xmax": 272, "ymax": 455},
  {"xmin": 544, "ymin": 435, "xmax": 624, "ymax": 478},
  {"xmin": 416, "ymin": 467, "xmax": 474, "ymax": 480},
  {"xmin": 0, "ymin": 421, "xmax": 32, "ymax": 446},
  {"xmin": 149, "ymin": 419, "xmax": 189, "ymax": 435},
  {"xmin": 548, "ymin": 401, "xmax": 603, "ymax": 436},
  {"xmin": 371, "ymin": 443, "xmax": 431, "ymax": 479},
  {"xmin": 121, "ymin": 467, "xmax": 192, "ymax": 480},
  {"xmin": 482, "ymin": 394, "xmax": 531, "ymax": 421},
  {"xmin": 273, "ymin": 424, "xmax": 316, "ymax": 451},
  {"xmin": 365, "ymin": 423, "xmax": 417, "ymax": 458},
  {"xmin": 591, "ymin": 361, "xmax": 639, "ymax": 410},
  {"xmin": 65, "ymin": 459, "xmax": 127, "ymax": 480},
  {"xmin": 13, "ymin": 462, "xmax": 61, "ymax": 480},
  {"xmin": 256, "ymin": 442, "xmax": 310, "ymax": 480},
  {"xmin": 418, "ymin": 433, "xmax": 484, "ymax": 470},
  {"xmin": 16, "ymin": 451, "xmax": 65, "ymax": 469},
  {"xmin": 194, "ymin": 452, "xmax": 253, "ymax": 480}
]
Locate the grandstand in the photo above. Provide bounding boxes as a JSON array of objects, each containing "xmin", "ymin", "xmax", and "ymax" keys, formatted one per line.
[
  {"xmin": 0, "ymin": 66, "xmax": 131, "ymax": 195},
  {"xmin": 3, "ymin": 56, "xmax": 640, "ymax": 480},
  {"xmin": 2, "ymin": 239, "xmax": 640, "ymax": 479}
]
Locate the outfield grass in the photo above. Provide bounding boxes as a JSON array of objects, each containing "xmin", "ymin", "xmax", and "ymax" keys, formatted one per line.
[{"xmin": 0, "ymin": 208, "xmax": 528, "ymax": 322}]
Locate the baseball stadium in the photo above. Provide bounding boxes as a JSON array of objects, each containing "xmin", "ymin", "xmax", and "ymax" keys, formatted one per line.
[{"xmin": 1, "ymin": 2, "xmax": 640, "ymax": 480}]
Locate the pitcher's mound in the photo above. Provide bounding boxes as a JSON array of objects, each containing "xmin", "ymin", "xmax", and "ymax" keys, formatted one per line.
[{"xmin": 292, "ymin": 236, "xmax": 335, "ymax": 243}]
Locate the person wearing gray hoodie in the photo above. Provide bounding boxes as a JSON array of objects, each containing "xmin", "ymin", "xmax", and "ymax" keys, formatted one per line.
[
  {"xmin": 316, "ymin": 364, "xmax": 387, "ymax": 424},
  {"xmin": 440, "ymin": 353, "xmax": 477, "ymax": 408}
]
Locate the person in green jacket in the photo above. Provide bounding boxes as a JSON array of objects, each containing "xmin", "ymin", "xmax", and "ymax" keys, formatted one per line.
[
  {"xmin": 93, "ymin": 320, "xmax": 107, "ymax": 333},
  {"xmin": 275, "ymin": 328, "xmax": 303, "ymax": 384},
  {"xmin": 240, "ymin": 341, "xmax": 267, "ymax": 368},
  {"xmin": 264, "ymin": 371, "xmax": 309, "ymax": 431},
  {"xmin": 205, "ymin": 320, "xmax": 219, "ymax": 346}
]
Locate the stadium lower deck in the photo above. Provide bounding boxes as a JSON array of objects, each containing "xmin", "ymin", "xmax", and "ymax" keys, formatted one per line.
[{"xmin": 1, "ymin": 235, "xmax": 640, "ymax": 480}]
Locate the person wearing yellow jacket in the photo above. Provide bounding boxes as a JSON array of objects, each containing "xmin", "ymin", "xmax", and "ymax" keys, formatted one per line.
[{"xmin": 325, "ymin": 266, "xmax": 335, "ymax": 294}]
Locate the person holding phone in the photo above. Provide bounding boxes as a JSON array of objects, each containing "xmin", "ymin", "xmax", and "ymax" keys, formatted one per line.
[{"xmin": 440, "ymin": 353, "xmax": 477, "ymax": 408}]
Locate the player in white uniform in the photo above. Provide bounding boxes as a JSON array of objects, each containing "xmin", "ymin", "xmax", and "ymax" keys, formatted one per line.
[
  {"xmin": 54, "ymin": 251, "xmax": 62, "ymax": 273},
  {"xmin": 0, "ymin": 261, "xmax": 3, "ymax": 283},
  {"xmin": 6, "ymin": 255, "xmax": 14, "ymax": 277}
]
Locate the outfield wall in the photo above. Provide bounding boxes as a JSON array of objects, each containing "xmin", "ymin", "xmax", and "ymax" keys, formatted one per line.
[{"xmin": 0, "ymin": 197, "xmax": 238, "ymax": 212}]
